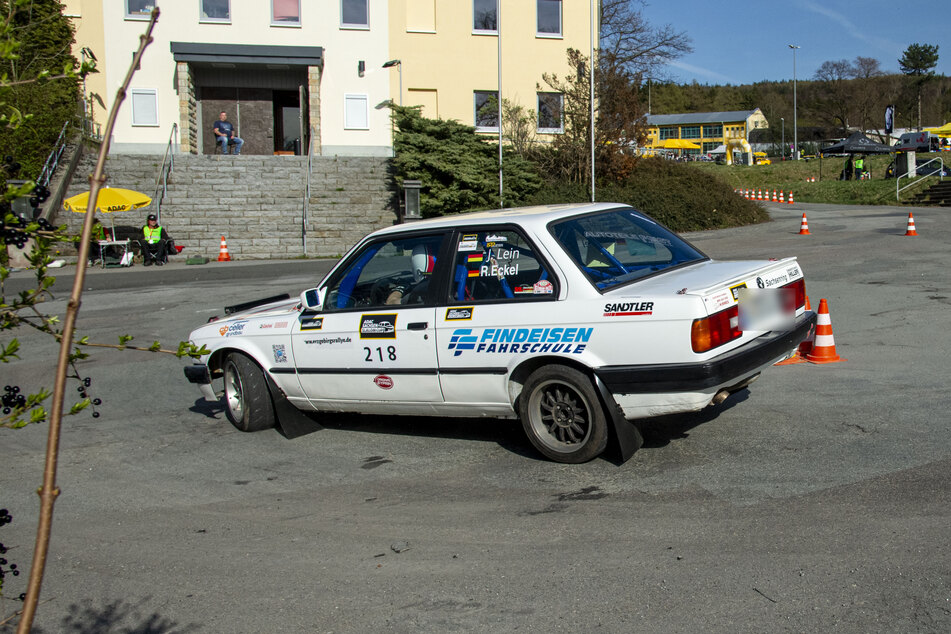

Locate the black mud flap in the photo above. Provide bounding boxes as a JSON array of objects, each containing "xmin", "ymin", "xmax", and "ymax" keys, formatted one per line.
[
  {"xmin": 593, "ymin": 375, "xmax": 643, "ymax": 465},
  {"xmin": 263, "ymin": 373, "xmax": 323, "ymax": 439}
]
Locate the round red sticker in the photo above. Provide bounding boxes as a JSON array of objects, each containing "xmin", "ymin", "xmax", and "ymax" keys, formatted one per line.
[{"xmin": 373, "ymin": 375, "xmax": 394, "ymax": 390}]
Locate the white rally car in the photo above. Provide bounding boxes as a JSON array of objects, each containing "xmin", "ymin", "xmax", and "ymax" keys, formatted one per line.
[{"xmin": 185, "ymin": 203, "xmax": 815, "ymax": 463}]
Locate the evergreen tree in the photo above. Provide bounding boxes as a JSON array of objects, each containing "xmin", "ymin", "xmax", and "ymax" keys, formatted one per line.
[
  {"xmin": 898, "ymin": 43, "xmax": 939, "ymax": 130},
  {"xmin": 0, "ymin": 0, "xmax": 80, "ymax": 177},
  {"xmin": 391, "ymin": 105, "xmax": 540, "ymax": 217}
]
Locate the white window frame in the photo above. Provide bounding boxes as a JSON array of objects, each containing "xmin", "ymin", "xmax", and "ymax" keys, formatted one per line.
[
  {"xmin": 472, "ymin": 0, "xmax": 498, "ymax": 35},
  {"xmin": 474, "ymin": 90, "xmax": 499, "ymax": 133},
  {"xmin": 537, "ymin": 92, "xmax": 563, "ymax": 134},
  {"xmin": 270, "ymin": 0, "xmax": 301, "ymax": 27},
  {"xmin": 341, "ymin": 0, "xmax": 369, "ymax": 29},
  {"xmin": 125, "ymin": 0, "xmax": 154, "ymax": 20},
  {"xmin": 200, "ymin": 0, "xmax": 231, "ymax": 24},
  {"xmin": 130, "ymin": 88, "xmax": 159, "ymax": 127},
  {"xmin": 536, "ymin": 0, "xmax": 562, "ymax": 38},
  {"xmin": 344, "ymin": 94, "xmax": 369, "ymax": 130}
]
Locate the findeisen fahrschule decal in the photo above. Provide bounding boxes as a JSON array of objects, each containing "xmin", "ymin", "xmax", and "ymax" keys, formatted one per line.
[
  {"xmin": 603, "ymin": 301, "xmax": 653, "ymax": 317},
  {"xmin": 360, "ymin": 314, "xmax": 397, "ymax": 339},
  {"xmin": 447, "ymin": 327, "xmax": 592, "ymax": 357}
]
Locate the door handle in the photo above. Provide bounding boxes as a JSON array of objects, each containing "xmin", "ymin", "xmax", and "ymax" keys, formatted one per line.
[{"xmin": 407, "ymin": 322, "xmax": 428, "ymax": 331}]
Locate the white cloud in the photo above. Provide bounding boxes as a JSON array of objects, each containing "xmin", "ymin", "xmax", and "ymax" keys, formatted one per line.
[
  {"xmin": 797, "ymin": 0, "xmax": 898, "ymax": 53},
  {"xmin": 668, "ymin": 60, "xmax": 738, "ymax": 85}
]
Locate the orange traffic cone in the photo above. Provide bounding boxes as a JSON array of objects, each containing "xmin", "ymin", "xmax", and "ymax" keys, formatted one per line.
[
  {"xmin": 217, "ymin": 235, "xmax": 232, "ymax": 262},
  {"xmin": 772, "ymin": 190, "xmax": 778, "ymax": 201},
  {"xmin": 904, "ymin": 212, "xmax": 918, "ymax": 236},
  {"xmin": 788, "ymin": 191, "xmax": 795, "ymax": 204},
  {"xmin": 758, "ymin": 189, "xmax": 763, "ymax": 200},
  {"xmin": 805, "ymin": 299, "xmax": 844, "ymax": 364},
  {"xmin": 798, "ymin": 213, "xmax": 811, "ymax": 235},
  {"xmin": 779, "ymin": 190, "xmax": 785, "ymax": 203}
]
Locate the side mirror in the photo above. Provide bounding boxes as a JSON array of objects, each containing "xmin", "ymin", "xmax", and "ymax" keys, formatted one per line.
[{"xmin": 299, "ymin": 287, "xmax": 324, "ymax": 312}]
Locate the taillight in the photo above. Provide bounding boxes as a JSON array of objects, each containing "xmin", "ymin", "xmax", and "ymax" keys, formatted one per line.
[
  {"xmin": 691, "ymin": 305, "xmax": 741, "ymax": 353},
  {"xmin": 783, "ymin": 278, "xmax": 806, "ymax": 311}
]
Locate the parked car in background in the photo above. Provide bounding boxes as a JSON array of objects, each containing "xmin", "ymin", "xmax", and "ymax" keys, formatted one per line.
[
  {"xmin": 184, "ymin": 203, "xmax": 815, "ymax": 463},
  {"xmin": 753, "ymin": 152, "xmax": 771, "ymax": 165}
]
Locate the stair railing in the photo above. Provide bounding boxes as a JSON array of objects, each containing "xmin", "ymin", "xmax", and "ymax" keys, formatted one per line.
[
  {"xmin": 896, "ymin": 157, "xmax": 945, "ymax": 201},
  {"xmin": 36, "ymin": 121, "xmax": 70, "ymax": 190},
  {"xmin": 152, "ymin": 123, "xmax": 178, "ymax": 222}
]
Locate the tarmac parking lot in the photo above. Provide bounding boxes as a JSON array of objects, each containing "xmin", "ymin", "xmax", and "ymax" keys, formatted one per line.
[{"xmin": 2, "ymin": 202, "xmax": 950, "ymax": 632}]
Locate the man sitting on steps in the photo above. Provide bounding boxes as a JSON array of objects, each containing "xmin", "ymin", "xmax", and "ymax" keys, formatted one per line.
[{"xmin": 213, "ymin": 111, "xmax": 243, "ymax": 155}]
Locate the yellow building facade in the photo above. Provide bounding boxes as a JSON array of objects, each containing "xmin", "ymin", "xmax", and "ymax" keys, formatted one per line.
[
  {"xmin": 645, "ymin": 109, "xmax": 768, "ymax": 154},
  {"xmin": 387, "ymin": 0, "xmax": 596, "ymax": 135}
]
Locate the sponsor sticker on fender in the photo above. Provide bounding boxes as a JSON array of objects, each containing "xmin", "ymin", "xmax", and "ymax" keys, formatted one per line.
[
  {"xmin": 603, "ymin": 301, "xmax": 653, "ymax": 317},
  {"xmin": 219, "ymin": 320, "xmax": 248, "ymax": 337},
  {"xmin": 373, "ymin": 375, "xmax": 394, "ymax": 390},
  {"xmin": 272, "ymin": 344, "xmax": 288, "ymax": 363}
]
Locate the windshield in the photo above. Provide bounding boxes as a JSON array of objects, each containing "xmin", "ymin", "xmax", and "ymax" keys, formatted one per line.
[{"xmin": 549, "ymin": 207, "xmax": 707, "ymax": 292}]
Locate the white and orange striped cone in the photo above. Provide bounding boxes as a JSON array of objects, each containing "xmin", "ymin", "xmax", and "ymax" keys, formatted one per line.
[
  {"xmin": 779, "ymin": 190, "xmax": 785, "ymax": 203},
  {"xmin": 772, "ymin": 190, "xmax": 778, "ymax": 202},
  {"xmin": 758, "ymin": 189, "xmax": 763, "ymax": 200},
  {"xmin": 775, "ymin": 295, "xmax": 814, "ymax": 366},
  {"xmin": 788, "ymin": 191, "xmax": 795, "ymax": 204},
  {"xmin": 805, "ymin": 299, "xmax": 844, "ymax": 364},
  {"xmin": 217, "ymin": 235, "xmax": 232, "ymax": 262},
  {"xmin": 904, "ymin": 212, "xmax": 918, "ymax": 236},
  {"xmin": 798, "ymin": 213, "xmax": 811, "ymax": 235}
]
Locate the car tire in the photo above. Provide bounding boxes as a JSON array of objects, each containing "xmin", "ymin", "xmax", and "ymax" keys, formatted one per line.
[
  {"xmin": 519, "ymin": 366, "xmax": 608, "ymax": 463},
  {"xmin": 222, "ymin": 352, "xmax": 276, "ymax": 432}
]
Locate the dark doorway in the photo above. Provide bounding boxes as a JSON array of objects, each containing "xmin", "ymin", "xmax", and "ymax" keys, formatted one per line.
[{"xmin": 273, "ymin": 90, "xmax": 301, "ymax": 154}]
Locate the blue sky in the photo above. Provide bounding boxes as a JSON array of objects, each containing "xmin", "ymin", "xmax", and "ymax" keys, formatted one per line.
[{"xmin": 640, "ymin": 0, "xmax": 949, "ymax": 86}]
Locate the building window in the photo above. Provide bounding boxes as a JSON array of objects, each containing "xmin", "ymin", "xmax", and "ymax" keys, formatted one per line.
[
  {"xmin": 130, "ymin": 89, "xmax": 158, "ymax": 126},
  {"xmin": 200, "ymin": 0, "xmax": 230, "ymax": 22},
  {"xmin": 537, "ymin": 0, "xmax": 561, "ymax": 37},
  {"xmin": 537, "ymin": 93, "xmax": 563, "ymax": 133},
  {"xmin": 659, "ymin": 127, "xmax": 678, "ymax": 140},
  {"xmin": 341, "ymin": 0, "xmax": 368, "ymax": 28},
  {"xmin": 344, "ymin": 94, "xmax": 369, "ymax": 130},
  {"xmin": 473, "ymin": 0, "xmax": 497, "ymax": 33},
  {"xmin": 703, "ymin": 124, "xmax": 722, "ymax": 137},
  {"xmin": 126, "ymin": 0, "xmax": 154, "ymax": 19},
  {"xmin": 474, "ymin": 91, "xmax": 499, "ymax": 132},
  {"xmin": 271, "ymin": 0, "xmax": 300, "ymax": 25},
  {"xmin": 681, "ymin": 126, "xmax": 701, "ymax": 139},
  {"xmin": 702, "ymin": 142, "xmax": 720, "ymax": 153}
]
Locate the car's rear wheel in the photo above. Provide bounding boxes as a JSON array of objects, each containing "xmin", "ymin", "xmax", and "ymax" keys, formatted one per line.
[
  {"xmin": 519, "ymin": 366, "xmax": 608, "ymax": 463},
  {"xmin": 222, "ymin": 352, "xmax": 276, "ymax": 432}
]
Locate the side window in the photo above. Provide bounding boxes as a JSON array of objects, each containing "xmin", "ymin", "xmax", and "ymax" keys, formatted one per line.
[
  {"xmin": 324, "ymin": 234, "xmax": 444, "ymax": 311},
  {"xmin": 449, "ymin": 229, "xmax": 556, "ymax": 303}
]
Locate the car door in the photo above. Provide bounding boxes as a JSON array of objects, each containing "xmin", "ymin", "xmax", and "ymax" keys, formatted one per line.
[
  {"xmin": 435, "ymin": 227, "xmax": 562, "ymax": 411},
  {"xmin": 291, "ymin": 231, "xmax": 448, "ymax": 411}
]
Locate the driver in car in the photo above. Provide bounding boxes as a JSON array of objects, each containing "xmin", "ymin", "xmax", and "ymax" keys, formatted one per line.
[{"xmin": 384, "ymin": 243, "xmax": 435, "ymax": 304}]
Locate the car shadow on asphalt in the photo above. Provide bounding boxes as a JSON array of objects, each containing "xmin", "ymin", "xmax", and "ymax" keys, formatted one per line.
[
  {"xmin": 637, "ymin": 388, "xmax": 750, "ymax": 449},
  {"xmin": 188, "ymin": 397, "xmax": 224, "ymax": 419}
]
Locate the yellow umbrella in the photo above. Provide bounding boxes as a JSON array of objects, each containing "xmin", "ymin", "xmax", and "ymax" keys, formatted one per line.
[
  {"xmin": 924, "ymin": 122, "xmax": 951, "ymax": 137},
  {"xmin": 64, "ymin": 187, "xmax": 152, "ymax": 235}
]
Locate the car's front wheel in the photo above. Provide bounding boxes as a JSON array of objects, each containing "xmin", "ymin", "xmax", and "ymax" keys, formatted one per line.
[
  {"xmin": 519, "ymin": 366, "xmax": 608, "ymax": 463},
  {"xmin": 222, "ymin": 352, "xmax": 276, "ymax": 432}
]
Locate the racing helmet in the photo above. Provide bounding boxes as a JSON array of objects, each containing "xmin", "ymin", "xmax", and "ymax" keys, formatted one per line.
[{"xmin": 411, "ymin": 243, "xmax": 436, "ymax": 282}]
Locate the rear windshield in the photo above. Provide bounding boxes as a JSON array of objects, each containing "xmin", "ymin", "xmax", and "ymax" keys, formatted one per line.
[{"xmin": 549, "ymin": 207, "xmax": 707, "ymax": 292}]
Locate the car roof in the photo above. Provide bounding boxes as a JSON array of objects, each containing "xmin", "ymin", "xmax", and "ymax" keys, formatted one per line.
[{"xmin": 371, "ymin": 202, "xmax": 628, "ymax": 236}]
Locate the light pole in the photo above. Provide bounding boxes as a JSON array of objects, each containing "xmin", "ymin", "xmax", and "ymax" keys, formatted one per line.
[
  {"xmin": 383, "ymin": 59, "xmax": 402, "ymax": 106},
  {"xmin": 781, "ymin": 117, "xmax": 785, "ymax": 160},
  {"xmin": 788, "ymin": 44, "xmax": 799, "ymax": 160}
]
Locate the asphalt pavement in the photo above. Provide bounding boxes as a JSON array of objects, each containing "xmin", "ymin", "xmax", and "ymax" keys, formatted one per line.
[{"xmin": 2, "ymin": 202, "xmax": 950, "ymax": 633}]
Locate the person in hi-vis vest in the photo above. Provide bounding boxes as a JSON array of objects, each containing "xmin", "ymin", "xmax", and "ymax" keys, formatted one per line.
[{"xmin": 140, "ymin": 214, "xmax": 171, "ymax": 266}]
